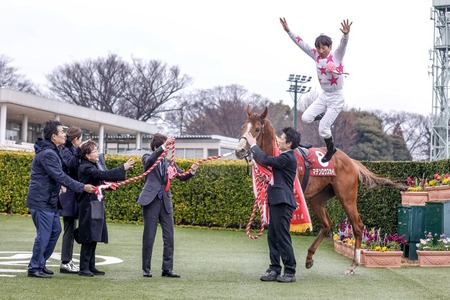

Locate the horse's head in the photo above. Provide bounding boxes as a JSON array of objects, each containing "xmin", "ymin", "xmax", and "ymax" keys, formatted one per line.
[{"xmin": 235, "ymin": 105, "xmax": 270, "ymax": 159}]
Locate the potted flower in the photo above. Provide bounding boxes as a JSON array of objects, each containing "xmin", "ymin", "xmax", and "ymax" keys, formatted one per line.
[
  {"xmin": 416, "ymin": 232, "xmax": 450, "ymax": 267},
  {"xmin": 332, "ymin": 218, "xmax": 354, "ymax": 258},
  {"xmin": 363, "ymin": 230, "xmax": 406, "ymax": 268},
  {"xmin": 425, "ymin": 173, "xmax": 450, "ymax": 202},
  {"xmin": 400, "ymin": 176, "xmax": 428, "ymax": 206}
]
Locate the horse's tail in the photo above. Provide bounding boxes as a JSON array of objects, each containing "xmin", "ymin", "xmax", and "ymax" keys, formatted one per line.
[{"xmin": 352, "ymin": 159, "xmax": 405, "ymax": 189}]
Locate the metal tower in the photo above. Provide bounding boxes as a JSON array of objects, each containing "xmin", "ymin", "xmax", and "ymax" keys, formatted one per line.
[{"xmin": 431, "ymin": 0, "xmax": 450, "ymax": 160}]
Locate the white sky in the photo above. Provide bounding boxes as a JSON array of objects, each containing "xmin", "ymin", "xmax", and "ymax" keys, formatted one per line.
[{"xmin": 0, "ymin": 0, "xmax": 435, "ymax": 115}]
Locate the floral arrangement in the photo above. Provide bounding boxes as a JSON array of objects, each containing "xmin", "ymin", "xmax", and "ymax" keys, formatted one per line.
[
  {"xmin": 416, "ymin": 232, "xmax": 450, "ymax": 251},
  {"xmin": 426, "ymin": 173, "xmax": 450, "ymax": 187},
  {"xmin": 405, "ymin": 176, "xmax": 427, "ymax": 191},
  {"xmin": 332, "ymin": 218, "xmax": 353, "ymax": 244},
  {"xmin": 333, "ymin": 219, "xmax": 406, "ymax": 251},
  {"xmin": 363, "ymin": 227, "xmax": 406, "ymax": 252}
]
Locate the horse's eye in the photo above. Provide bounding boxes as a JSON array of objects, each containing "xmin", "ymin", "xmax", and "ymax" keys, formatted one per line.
[{"xmin": 255, "ymin": 128, "xmax": 260, "ymax": 133}]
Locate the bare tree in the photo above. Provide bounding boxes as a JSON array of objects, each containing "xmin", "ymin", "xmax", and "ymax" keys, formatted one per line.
[
  {"xmin": 176, "ymin": 85, "xmax": 268, "ymax": 137},
  {"xmin": 47, "ymin": 54, "xmax": 129, "ymax": 112},
  {"xmin": 0, "ymin": 54, "xmax": 36, "ymax": 93},
  {"xmin": 46, "ymin": 54, "xmax": 191, "ymax": 121},
  {"xmin": 121, "ymin": 58, "xmax": 192, "ymax": 122},
  {"xmin": 375, "ymin": 110, "xmax": 430, "ymax": 161}
]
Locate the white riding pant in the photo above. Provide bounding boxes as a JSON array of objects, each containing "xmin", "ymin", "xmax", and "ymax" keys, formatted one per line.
[{"xmin": 302, "ymin": 90, "xmax": 345, "ymax": 139}]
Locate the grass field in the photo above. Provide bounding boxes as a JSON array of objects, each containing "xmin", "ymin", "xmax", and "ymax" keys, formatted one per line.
[{"xmin": 1, "ymin": 214, "xmax": 450, "ymax": 300}]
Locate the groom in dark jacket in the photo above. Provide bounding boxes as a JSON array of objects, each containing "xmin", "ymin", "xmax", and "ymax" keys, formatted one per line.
[
  {"xmin": 26, "ymin": 120, "xmax": 95, "ymax": 278},
  {"xmin": 244, "ymin": 127, "xmax": 300, "ymax": 283},
  {"xmin": 137, "ymin": 133, "xmax": 198, "ymax": 278}
]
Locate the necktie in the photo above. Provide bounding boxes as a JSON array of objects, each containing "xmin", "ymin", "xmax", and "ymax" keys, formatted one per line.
[
  {"xmin": 157, "ymin": 160, "xmax": 165, "ymax": 199},
  {"xmin": 160, "ymin": 160, "xmax": 166, "ymax": 181}
]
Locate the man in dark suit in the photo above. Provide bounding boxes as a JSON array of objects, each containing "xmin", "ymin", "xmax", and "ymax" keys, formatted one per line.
[
  {"xmin": 244, "ymin": 127, "xmax": 300, "ymax": 283},
  {"xmin": 137, "ymin": 134, "xmax": 198, "ymax": 278}
]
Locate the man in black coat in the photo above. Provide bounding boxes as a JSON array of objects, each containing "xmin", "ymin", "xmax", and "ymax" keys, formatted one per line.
[
  {"xmin": 244, "ymin": 127, "xmax": 301, "ymax": 283},
  {"xmin": 26, "ymin": 120, "xmax": 95, "ymax": 279}
]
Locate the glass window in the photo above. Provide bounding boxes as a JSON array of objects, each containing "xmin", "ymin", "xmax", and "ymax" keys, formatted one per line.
[
  {"xmin": 175, "ymin": 148, "xmax": 185, "ymax": 158},
  {"xmin": 207, "ymin": 149, "xmax": 219, "ymax": 157},
  {"xmin": 185, "ymin": 148, "xmax": 203, "ymax": 158}
]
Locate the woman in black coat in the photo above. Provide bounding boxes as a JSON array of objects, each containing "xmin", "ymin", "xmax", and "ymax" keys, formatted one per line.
[
  {"xmin": 59, "ymin": 126, "xmax": 83, "ymax": 274},
  {"xmin": 77, "ymin": 140, "xmax": 134, "ymax": 277}
]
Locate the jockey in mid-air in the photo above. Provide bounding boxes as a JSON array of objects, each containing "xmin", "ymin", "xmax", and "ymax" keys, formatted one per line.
[{"xmin": 280, "ymin": 17, "xmax": 353, "ymax": 163}]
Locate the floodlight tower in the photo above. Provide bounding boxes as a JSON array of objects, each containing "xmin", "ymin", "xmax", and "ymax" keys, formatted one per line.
[
  {"xmin": 430, "ymin": 0, "xmax": 450, "ymax": 160},
  {"xmin": 287, "ymin": 74, "xmax": 312, "ymax": 130}
]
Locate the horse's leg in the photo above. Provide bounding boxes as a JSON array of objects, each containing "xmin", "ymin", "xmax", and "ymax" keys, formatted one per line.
[
  {"xmin": 336, "ymin": 189, "xmax": 363, "ymax": 275},
  {"xmin": 305, "ymin": 197, "xmax": 333, "ymax": 269}
]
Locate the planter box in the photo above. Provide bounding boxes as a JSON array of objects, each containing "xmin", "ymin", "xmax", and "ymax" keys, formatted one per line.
[
  {"xmin": 343, "ymin": 243, "xmax": 354, "ymax": 259},
  {"xmin": 417, "ymin": 250, "xmax": 450, "ymax": 267},
  {"xmin": 333, "ymin": 240, "xmax": 344, "ymax": 255},
  {"xmin": 363, "ymin": 251, "xmax": 402, "ymax": 268},
  {"xmin": 400, "ymin": 191, "xmax": 428, "ymax": 206},
  {"xmin": 333, "ymin": 240, "xmax": 355, "ymax": 259},
  {"xmin": 425, "ymin": 186, "xmax": 450, "ymax": 202}
]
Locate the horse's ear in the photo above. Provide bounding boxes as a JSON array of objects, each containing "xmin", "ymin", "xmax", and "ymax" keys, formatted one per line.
[
  {"xmin": 246, "ymin": 105, "xmax": 252, "ymax": 117},
  {"xmin": 261, "ymin": 106, "xmax": 268, "ymax": 119}
]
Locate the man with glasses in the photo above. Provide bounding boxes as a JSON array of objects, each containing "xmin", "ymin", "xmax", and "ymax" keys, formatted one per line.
[{"xmin": 26, "ymin": 120, "xmax": 95, "ymax": 278}]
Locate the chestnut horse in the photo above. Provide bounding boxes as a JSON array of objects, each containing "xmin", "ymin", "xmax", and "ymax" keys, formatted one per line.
[{"xmin": 235, "ymin": 106, "xmax": 401, "ymax": 275}]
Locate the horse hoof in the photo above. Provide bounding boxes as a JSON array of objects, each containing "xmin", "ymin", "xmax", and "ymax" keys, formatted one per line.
[
  {"xmin": 305, "ymin": 259, "xmax": 314, "ymax": 269},
  {"xmin": 344, "ymin": 268, "xmax": 355, "ymax": 275},
  {"xmin": 345, "ymin": 270, "xmax": 354, "ymax": 275}
]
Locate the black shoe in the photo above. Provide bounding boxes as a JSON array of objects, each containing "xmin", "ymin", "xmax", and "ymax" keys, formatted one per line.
[
  {"xmin": 260, "ymin": 269, "xmax": 279, "ymax": 281},
  {"xmin": 28, "ymin": 270, "xmax": 52, "ymax": 278},
  {"xmin": 162, "ymin": 270, "xmax": 181, "ymax": 278},
  {"xmin": 79, "ymin": 270, "xmax": 94, "ymax": 277},
  {"xmin": 277, "ymin": 273, "xmax": 296, "ymax": 283},
  {"xmin": 143, "ymin": 270, "xmax": 153, "ymax": 277},
  {"xmin": 42, "ymin": 267, "xmax": 54, "ymax": 275},
  {"xmin": 90, "ymin": 268, "xmax": 105, "ymax": 276}
]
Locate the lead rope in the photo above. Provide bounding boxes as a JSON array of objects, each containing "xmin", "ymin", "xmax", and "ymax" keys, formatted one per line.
[
  {"xmin": 94, "ymin": 140, "xmax": 233, "ymax": 200},
  {"xmin": 245, "ymin": 136, "xmax": 278, "ymax": 239},
  {"xmin": 245, "ymin": 161, "xmax": 270, "ymax": 239}
]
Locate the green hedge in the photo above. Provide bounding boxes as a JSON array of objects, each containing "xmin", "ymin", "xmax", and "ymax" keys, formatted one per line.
[{"xmin": 1, "ymin": 150, "xmax": 448, "ymax": 235}]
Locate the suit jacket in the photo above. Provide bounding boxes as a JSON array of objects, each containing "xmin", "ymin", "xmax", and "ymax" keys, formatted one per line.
[
  {"xmin": 250, "ymin": 145, "xmax": 297, "ymax": 208},
  {"xmin": 136, "ymin": 146, "xmax": 194, "ymax": 213}
]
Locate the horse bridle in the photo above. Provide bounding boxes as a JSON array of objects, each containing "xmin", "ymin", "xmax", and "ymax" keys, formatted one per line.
[{"xmin": 239, "ymin": 120, "xmax": 265, "ymax": 175}]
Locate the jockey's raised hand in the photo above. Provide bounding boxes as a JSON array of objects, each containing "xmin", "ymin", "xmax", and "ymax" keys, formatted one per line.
[
  {"xmin": 279, "ymin": 17, "xmax": 290, "ymax": 33},
  {"xmin": 340, "ymin": 19, "xmax": 353, "ymax": 35}
]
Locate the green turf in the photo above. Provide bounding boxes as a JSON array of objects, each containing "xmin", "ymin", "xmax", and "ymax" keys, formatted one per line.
[{"xmin": 1, "ymin": 214, "xmax": 449, "ymax": 300}]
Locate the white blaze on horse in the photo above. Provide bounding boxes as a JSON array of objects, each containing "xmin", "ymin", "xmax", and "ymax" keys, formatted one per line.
[{"xmin": 235, "ymin": 106, "xmax": 402, "ymax": 275}]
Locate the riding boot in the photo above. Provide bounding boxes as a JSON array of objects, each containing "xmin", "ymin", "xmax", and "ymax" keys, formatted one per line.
[
  {"xmin": 321, "ymin": 137, "xmax": 337, "ymax": 163},
  {"xmin": 314, "ymin": 112, "xmax": 325, "ymax": 121}
]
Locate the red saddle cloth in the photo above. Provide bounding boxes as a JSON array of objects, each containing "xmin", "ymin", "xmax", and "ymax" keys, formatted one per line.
[{"xmin": 295, "ymin": 148, "xmax": 336, "ymax": 176}]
